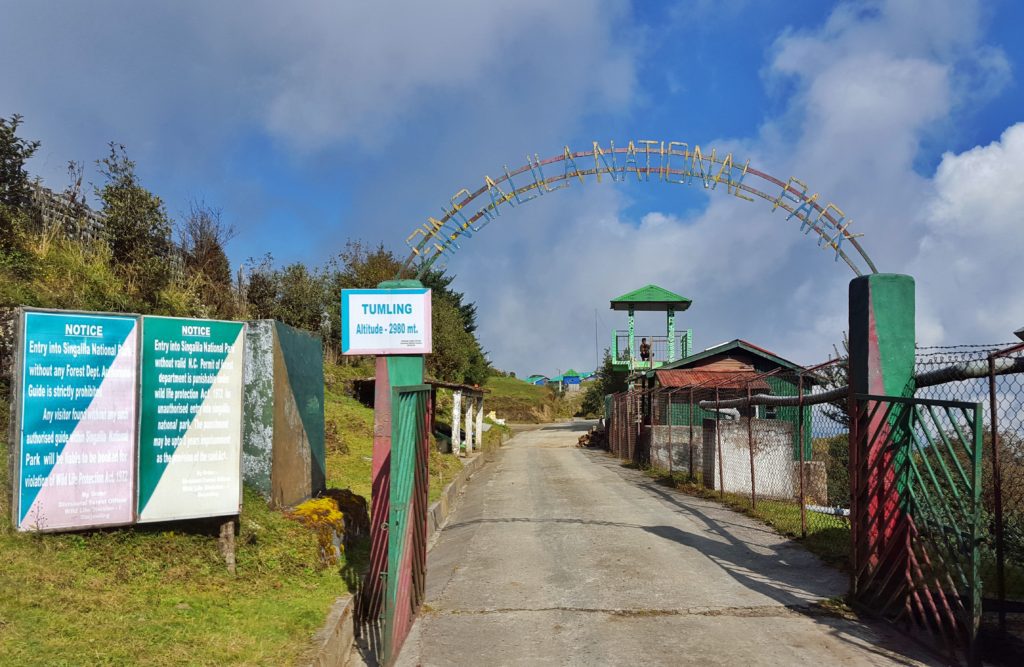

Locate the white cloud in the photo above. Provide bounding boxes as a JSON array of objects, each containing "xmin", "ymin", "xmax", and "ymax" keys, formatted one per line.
[
  {"xmin": 2, "ymin": 0, "xmax": 1018, "ymax": 378},
  {"xmin": 0, "ymin": 1, "xmax": 635, "ymax": 178},
  {"xmin": 911, "ymin": 123, "xmax": 1024, "ymax": 344},
  {"xmin": 454, "ymin": 0, "xmax": 1018, "ymax": 376}
]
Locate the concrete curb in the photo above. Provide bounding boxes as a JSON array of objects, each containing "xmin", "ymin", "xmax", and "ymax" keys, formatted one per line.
[
  {"xmin": 428, "ymin": 451, "xmax": 486, "ymax": 545},
  {"xmin": 305, "ymin": 449, "xmax": 492, "ymax": 666},
  {"xmin": 305, "ymin": 594, "xmax": 355, "ymax": 667}
]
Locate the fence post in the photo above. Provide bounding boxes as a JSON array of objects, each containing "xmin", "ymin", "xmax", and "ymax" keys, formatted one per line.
[
  {"xmin": 452, "ymin": 389, "xmax": 462, "ymax": 456},
  {"xmin": 689, "ymin": 388, "xmax": 695, "ymax": 481},
  {"xmin": 747, "ymin": 384, "xmax": 756, "ymax": 509},
  {"xmin": 798, "ymin": 374, "xmax": 807, "ymax": 539},
  {"xmin": 716, "ymin": 387, "xmax": 724, "ymax": 498},
  {"xmin": 666, "ymin": 390, "xmax": 673, "ymax": 475},
  {"xmin": 848, "ymin": 274, "xmax": 916, "ymax": 605},
  {"xmin": 464, "ymin": 397, "xmax": 474, "ymax": 455},
  {"xmin": 988, "ymin": 354, "xmax": 1006, "ymax": 633},
  {"xmin": 475, "ymin": 395, "xmax": 484, "ymax": 452}
]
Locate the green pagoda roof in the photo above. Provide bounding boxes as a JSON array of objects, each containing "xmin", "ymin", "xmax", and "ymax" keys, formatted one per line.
[{"xmin": 610, "ymin": 284, "xmax": 692, "ymax": 312}]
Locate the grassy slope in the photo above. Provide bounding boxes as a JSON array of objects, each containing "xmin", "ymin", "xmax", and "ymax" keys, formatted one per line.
[
  {"xmin": 0, "ymin": 362, "xmax": 467, "ymax": 666},
  {"xmin": 484, "ymin": 375, "xmax": 585, "ymax": 423},
  {"xmin": 0, "ymin": 440, "xmax": 343, "ymax": 666},
  {"xmin": 323, "ymin": 363, "xmax": 464, "ymax": 505}
]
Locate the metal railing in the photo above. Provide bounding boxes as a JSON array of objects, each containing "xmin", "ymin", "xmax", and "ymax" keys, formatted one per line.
[{"xmin": 612, "ymin": 331, "xmax": 688, "ymax": 365}]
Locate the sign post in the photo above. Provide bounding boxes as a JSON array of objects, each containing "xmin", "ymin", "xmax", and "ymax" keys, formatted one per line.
[{"xmin": 341, "ymin": 282, "xmax": 431, "ymax": 640}]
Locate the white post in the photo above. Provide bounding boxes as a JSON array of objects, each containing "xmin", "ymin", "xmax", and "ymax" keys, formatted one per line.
[
  {"xmin": 465, "ymin": 397, "xmax": 475, "ymax": 455},
  {"xmin": 476, "ymin": 396, "xmax": 485, "ymax": 449},
  {"xmin": 452, "ymin": 390, "xmax": 462, "ymax": 455}
]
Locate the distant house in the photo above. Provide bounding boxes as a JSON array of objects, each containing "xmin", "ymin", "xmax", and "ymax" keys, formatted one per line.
[
  {"xmin": 548, "ymin": 369, "xmax": 585, "ymax": 392},
  {"xmin": 525, "ymin": 374, "xmax": 548, "ymax": 386}
]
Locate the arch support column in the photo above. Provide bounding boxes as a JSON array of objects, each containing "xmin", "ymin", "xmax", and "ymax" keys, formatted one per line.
[{"xmin": 848, "ymin": 274, "xmax": 916, "ymax": 600}]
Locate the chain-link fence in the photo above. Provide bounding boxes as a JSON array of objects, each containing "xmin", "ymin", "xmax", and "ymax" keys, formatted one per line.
[
  {"xmin": 600, "ymin": 341, "xmax": 1024, "ymax": 654},
  {"xmin": 915, "ymin": 343, "xmax": 1024, "ymax": 638},
  {"xmin": 631, "ymin": 364, "xmax": 854, "ymax": 565}
]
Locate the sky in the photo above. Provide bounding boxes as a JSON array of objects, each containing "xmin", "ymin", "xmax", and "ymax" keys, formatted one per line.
[{"xmin": 3, "ymin": 0, "xmax": 1023, "ymax": 377}]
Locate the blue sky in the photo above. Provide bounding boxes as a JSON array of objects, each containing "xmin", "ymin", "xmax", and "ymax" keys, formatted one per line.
[{"xmin": 3, "ymin": 0, "xmax": 1023, "ymax": 377}]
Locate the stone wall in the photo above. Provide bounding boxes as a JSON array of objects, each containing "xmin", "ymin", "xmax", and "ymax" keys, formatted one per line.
[
  {"xmin": 648, "ymin": 425, "xmax": 703, "ymax": 474},
  {"xmin": 702, "ymin": 418, "xmax": 795, "ymax": 499}
]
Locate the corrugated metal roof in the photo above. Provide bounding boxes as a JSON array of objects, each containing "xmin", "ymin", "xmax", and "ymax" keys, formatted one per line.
[{"xmin": 655, "ymin": 370, "xmax": 771, "ymax": 390}]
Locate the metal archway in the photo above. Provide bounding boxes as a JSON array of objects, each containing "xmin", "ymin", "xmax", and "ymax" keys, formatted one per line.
[{"xmin": 400, "ymin": 140, "xmax": 878, "ymax": 277}]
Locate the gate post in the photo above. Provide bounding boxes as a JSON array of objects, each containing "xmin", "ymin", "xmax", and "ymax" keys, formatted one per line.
[
  {"xmin": 365, "ymin": 280, "xmax": 426, "ymax": 638},
  {"xmin": 848, "ymin": 274, "xmax": 915, "ymax": 601},
  {"xmin": 451, "ymin": 389, "xmax": 462, "ymax": 455}
]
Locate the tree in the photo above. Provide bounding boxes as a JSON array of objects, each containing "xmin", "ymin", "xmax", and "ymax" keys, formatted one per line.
[
  {"xmin": 180, "ymin": 201, "xmax": 235, "ymax": 318},
  {"xmin": 421, "ymin": 268, "xmax": 477, "ymax": 334},
  {"xmin": 580, "ymin": 349, "xmax": 627, "ymax": 417},
  {"xmin": 95, "ymin": 143, "xmax": 173, "ymax": 307},
  {"xmin": 276, "ymin": 262, "xmax": 331, "ymax": 332},
  {"xmin": 0, "ymin": 114, "xmax": 41, "ymax": 247},
  {"xmin": 0, "ymin": 114, "xmax": 39, "ymax": 209},
  {"xmin": 243, "ymin": 254, "xmax": 280, "ymax": 320}
]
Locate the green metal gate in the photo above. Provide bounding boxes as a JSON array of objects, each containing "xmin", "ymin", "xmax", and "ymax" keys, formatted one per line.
[
  {"xmin": 851, "ymin": 393, "xmax": 983, "ymax": 662},
  {"xmin": 382, "ymin": 384, "xmax": 431, "ymax": 665}
]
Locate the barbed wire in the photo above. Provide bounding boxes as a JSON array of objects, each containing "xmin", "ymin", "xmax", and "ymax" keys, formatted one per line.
[{"xmin": 915, "ymin": 342, "xmax": 1019, "ymax": 350}]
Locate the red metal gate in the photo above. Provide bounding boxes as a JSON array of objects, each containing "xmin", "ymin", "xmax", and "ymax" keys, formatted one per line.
[
  {"xmin": 360, "ymin": 382, "xmax": 431, "ymax": 666},
  {"xmin": 851, "ymin": 393, "xmax": 982, "ymax": 662}
]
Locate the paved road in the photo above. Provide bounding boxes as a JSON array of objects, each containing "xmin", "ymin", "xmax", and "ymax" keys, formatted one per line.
[{"xmin": 396, "ymin": 422, "xmax": 936, "ymax": 666}]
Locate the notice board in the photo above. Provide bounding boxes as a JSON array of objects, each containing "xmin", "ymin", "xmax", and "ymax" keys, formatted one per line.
[
  {"xmin": 12, "ymin": 310, "xmax": 139, "ymax": 532},
  {"xmin": 136, "ymin": 316, "xmax": 245, "ymax": 523}
]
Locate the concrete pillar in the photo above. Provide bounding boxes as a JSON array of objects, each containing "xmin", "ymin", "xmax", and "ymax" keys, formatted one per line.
[
  {"xmin": 627, "ymin": 307, "xmax": 635, "ymax": 371},
  {"xmin": 452, "ymin": 390, "xmax": 462, "ymax": 456},
  {"xmin": 476, "ymin": 397, "xmax": 485, "ymax": 450},
  {"xmin": 848, "ymin": 274, "xmax": 915, "ymax": 602},
  {"xmin": 464, "ymin": 397, "xmax": 475, "ymax": 455},
  {"xmin": 667, "ymin": 307, "xmax": 676, "ymax": 362}
]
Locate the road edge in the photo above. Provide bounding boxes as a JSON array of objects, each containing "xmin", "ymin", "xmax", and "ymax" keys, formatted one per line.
[{"xmin": 305, "ymin": 449, "xmax": 493, "ymax": 667}]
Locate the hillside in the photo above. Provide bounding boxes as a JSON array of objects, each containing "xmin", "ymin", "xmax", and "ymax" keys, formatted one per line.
[
  {"xmin": 484, "ymin": 375, "xmax": 584, "ymax": 423},
  {"xmin": 0, "ymin": 361, "xmax": 468, "ymax": 666}
]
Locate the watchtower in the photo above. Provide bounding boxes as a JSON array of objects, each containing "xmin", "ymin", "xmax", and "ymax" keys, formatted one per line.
[{"xmin": 610, "ymin": 284, "xmax": 692, "ymax": 373}]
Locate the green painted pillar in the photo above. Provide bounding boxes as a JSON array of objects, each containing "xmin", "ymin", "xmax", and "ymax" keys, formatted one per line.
[
  {"xmin": 667, "ymin": 307, "xmax": 676, "ymax": 362},
  {"xmin": 627, "ymin": 307, "xmax": 635, "ymax": 371},
  {"xmin": 848, "ymin": 274, "xmax": 915, "ymax": 603},
  {"xmin": 366, "ymin": 278, "xmax": 425, "ymax": 626},
  {"xmin": 684, "ymin": 328, "xmax": 693, "ymax": 358}
]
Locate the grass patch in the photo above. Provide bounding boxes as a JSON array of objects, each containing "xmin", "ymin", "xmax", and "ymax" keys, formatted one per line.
[
  {"xmin": 0, "ymin": 362, "xmax": 463, "ymax": 665},
  {"xmin": 0, "ymin": 437, "xmax": 345, "ymax": 666},
  {"xmin": 323, "ymin": 363, "xmax": 464, "ymax": 506},
  {"xmin": 0, "ymin": 362, "xmax": 476, "ymax": 665},
  {"xmin": 483, "ymin": 375, "xmax": 586, "ymax": 423},
  {"xmin": 639, "ymin": 466, "xmax": 851, "ymax": 568}
]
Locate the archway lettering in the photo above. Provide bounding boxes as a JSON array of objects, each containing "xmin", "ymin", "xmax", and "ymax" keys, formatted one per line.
[{"xmin": 400, "ymin": 141, "xmax": 878, "ymax": 277}]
